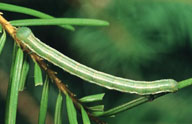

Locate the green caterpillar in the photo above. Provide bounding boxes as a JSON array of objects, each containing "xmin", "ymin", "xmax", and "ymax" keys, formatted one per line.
[{"xmin": 16, "ymin": 27, "xmax": 178, "ymax": 95}]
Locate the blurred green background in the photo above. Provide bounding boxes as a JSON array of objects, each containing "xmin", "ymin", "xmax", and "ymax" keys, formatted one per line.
[{"xmin": 0, "ymin": 0, "xmax": 192, "ymax": 124}]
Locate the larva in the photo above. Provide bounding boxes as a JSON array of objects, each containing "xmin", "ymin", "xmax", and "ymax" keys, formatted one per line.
[{"xmin": 16, "ymin": 27, "xmax": 178, "ymax": 95}]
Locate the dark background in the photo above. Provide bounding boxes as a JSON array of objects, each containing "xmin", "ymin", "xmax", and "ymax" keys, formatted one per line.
[{"xmin": 0, "ymin": 0, "xmax": 192, "ymax": 124}]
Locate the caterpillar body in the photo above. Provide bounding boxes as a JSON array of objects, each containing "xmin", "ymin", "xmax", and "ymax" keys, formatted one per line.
[{"xmin": 16, "ymin": 27, "xmax": 178, "ymax": 95}]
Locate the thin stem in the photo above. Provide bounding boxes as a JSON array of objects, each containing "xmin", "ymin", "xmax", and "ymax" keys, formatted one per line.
[
  {"xmin": 93, "ymin": 96, "xmax": 150, "ymax": 117},
  {"xmin": 177, "ymin": 78, "xmax": 192, "ymax": 89}
]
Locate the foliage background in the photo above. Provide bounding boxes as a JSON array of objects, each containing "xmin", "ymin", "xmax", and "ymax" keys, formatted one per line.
[{"xmin": 0, "ymin": 0, "xmax": 192, "ymax": 124}]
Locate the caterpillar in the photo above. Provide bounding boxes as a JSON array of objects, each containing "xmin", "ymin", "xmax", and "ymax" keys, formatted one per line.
[{"xmin": 16, "ymin": 27, "xmax": 178, "ymax": 95}]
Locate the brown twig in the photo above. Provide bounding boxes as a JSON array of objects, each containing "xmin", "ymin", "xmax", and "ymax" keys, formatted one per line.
[{"xmin": 0, "ymin": 15, "xmax": 105, "ymax": 124}]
